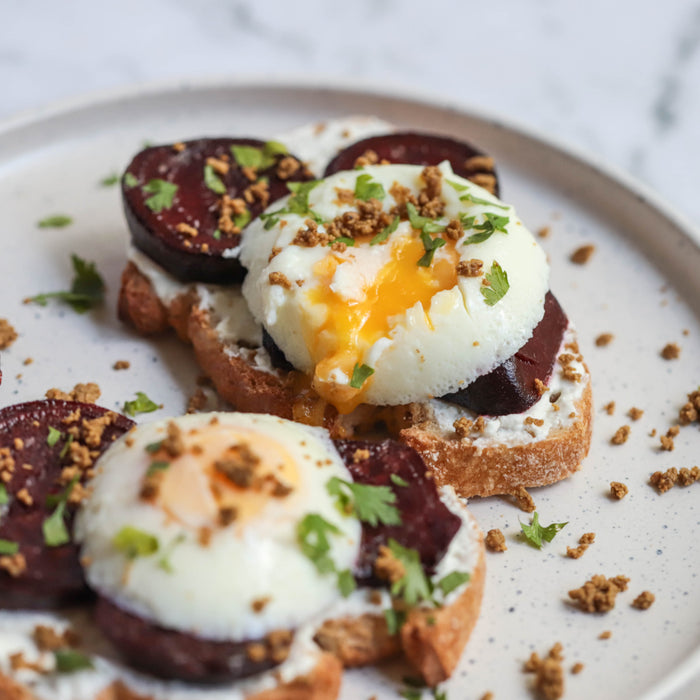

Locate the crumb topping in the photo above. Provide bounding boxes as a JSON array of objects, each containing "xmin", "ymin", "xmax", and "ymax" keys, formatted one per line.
[
  {"xmin": 610, "ymin": 481, "xmax": 628, "ymax": 500},
  {"xmin": 457, "ymin": 258, "xmax": 484, "ymax": 277},
  {"xmin": 570, "ymin": 244, "xmax": 595, "ymax": 265},
  {"xmin": 610, "ymin": 425, "xmax": 630, "ymax": 445},
  {"xmin": 374, "ymin": 544, "xmax": 406, "ymax": 584},
  {"xmin": 352, "ymin": 448, "xmax": 370, "ymax": 463},
  {"xmin": 660, "ymin": 342, "xmax": 680, "ymax": 360},
  {"xmin": 33, "ymin": 625, "xmax": 79, "ymax": 651},
  {"xmin": 485, "ymin": 529, "xmax": 507, "ymax": 552},
  {"xmin": 512, "ymin": 485, "xmax": 535, "ymax": 513},
  {"xmin": 523, "ymin": 643, "xmax": 565, "ymax": 700},
  {"xmin": 113, "ymin": 360, "xmax": 130, "ymax": 370},
  {"xmin": 0, "ymin": 553, "xmax": 27, "ymax": 577},
  {"xmin": 0, "ymin": 318, "xmax": 18, "ymax": 349},
  {"xmin": 627, "ymin": 407, "xmax": 644, "ymax": 421},
  {"xmin": 631, "ymin": 591, "xmax": 655, "ymax": 610},
  {"xmin": 568, "ymin": 574, "xmax": 629, "ymax": 613},
  {"xmin": 269, "ymin": 271, "xmax": 293, "ymax": 289},
  {"xmin": 46, "ymin": 382, "xmax": 101, "ymax": 404},
  {"xmin": 214, "ymin": 443, "xmax": 261, "ymax": 488},
  {"xmin": 566, "ymin": 532, "xmax": 595, "ymax": 559},
  {"xmin": 603, "ymin": 401, "xmax": 616, "ymax": 415},
  {"xmin": 595, "ymin": 333, "xmax": 614, "ymax": 347},
  {"xmin": 650, "ymin": 466, "xmax": 700, "ymax": 493}
]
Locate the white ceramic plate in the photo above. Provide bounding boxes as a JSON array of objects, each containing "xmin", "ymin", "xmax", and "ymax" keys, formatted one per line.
[{"xmin": 0, "ymin": 80, "xmax": 699, "ymax": 700}]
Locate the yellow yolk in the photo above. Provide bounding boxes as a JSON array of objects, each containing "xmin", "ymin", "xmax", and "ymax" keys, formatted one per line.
[
  {"xmin": 156, "ymin": 424, "xmax": 299, "ymax": 529},
  {"xmin": 307, "ymin": 233, "xmax": 459, "ymax": 413}
]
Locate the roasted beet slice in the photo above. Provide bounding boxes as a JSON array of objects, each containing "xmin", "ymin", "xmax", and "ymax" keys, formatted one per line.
[
  {"xmin": 96, "ymin": 597, "xmax": 286, "ymax": 683},
  {"xmin": 122, "ymin": 138, "xmax": 313, "ymax": 284},
  {"xmin": 442, "ymin": 292, "xmax": 568, "ymax": 415},
  {"xmin": 0, "ymin": 400, "xmax": 133, "ymax": 608},
  {"xmin": 324, "ymin": 131, "xmax": 500, "ymax": 196},
  {"xmin": 335, "ymin": 439, "xmax": 461, "ymax": 585}
]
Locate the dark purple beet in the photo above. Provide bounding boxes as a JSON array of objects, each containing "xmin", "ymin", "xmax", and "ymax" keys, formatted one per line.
[
  {"xmin": 122, "ymin": 138, "xmax": 313, "ymax": 284},
  {"xmin": 324, "ymin": 131, "xmax": 500, "ymax": 197},
  {"xmin": 442, "ymin": 292, "xmax": 568, "ymax": 415},
  {"xmin": 334, "ymin": 439, "xmax": 461, "ymax": 584},
  {"xmin": 0, "ymin": 400, "xmax": 134, "ymax": 609},
  {"xmin": 95, "ymin": 597, "xmax": 283, "ymax": 683}
]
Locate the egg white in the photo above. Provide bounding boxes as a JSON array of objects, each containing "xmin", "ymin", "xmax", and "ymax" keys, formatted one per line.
[
  {"xmin": 75, "ymin": 412, "xmax": 361, "ymax": 641},
  {"xmin": 240, "ymin": 162, "xmax": 549, "ymax": 408}
]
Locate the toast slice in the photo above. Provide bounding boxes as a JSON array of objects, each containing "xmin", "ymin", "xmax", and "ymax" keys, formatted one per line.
[{"xmin": 118, "ymin": 255, "xmax": 592, "ymax": 498}]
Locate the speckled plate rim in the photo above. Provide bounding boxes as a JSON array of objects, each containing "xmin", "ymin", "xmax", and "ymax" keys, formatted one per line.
[{"xmin": 0, "ymin": 75, "xmax": 698, "ymax": 700}]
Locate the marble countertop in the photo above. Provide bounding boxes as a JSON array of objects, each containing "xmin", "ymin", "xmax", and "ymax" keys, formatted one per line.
[{"xmin": 3, "ymin": 0, "xmax": 700, "ymax": 228}]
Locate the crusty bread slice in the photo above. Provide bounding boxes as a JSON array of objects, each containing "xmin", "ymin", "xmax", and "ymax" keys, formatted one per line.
[
  {"xmin": 118, "ymin": 259, "xmax": 592, "ymax": 499},
  {"xmin": 0, "ymin": 650, "xmax": 342, "ymax": 700}
]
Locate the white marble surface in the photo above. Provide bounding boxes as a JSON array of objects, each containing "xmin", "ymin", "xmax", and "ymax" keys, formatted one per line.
[{"xmin": 3, "ymin": 0, "xmax": 700, "ymax": 228}]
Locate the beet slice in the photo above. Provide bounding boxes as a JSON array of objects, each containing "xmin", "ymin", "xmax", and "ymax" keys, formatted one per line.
[
  {"xmin": 95, "ymin": 597, "xmax": 284, "ymax": 683},
  {"xmin": 324, "ymin": 131, "xmax": 500, "ymax": 197},
  {"xmin": 122, "ymin": 138, "xmax": 313, "ymax": 284},
  {"xmin": 0, "ymin": 400, "xmax": 133, "ymax": 609},
  {"xmin": 335, "ymin": 439, "xmax": 461, "ymax": 585},
  {"xmin": 442, "ymin": 292, "xmax": 568, "ymax": 415}
]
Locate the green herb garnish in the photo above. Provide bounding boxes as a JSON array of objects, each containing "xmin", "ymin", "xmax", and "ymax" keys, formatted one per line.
[
  {"xmin": 406, "ymin": 202, "xmax": 434, "ymax": 231},
  {"xmin": 142, "ymin": 179, "xmax": 178, "ymax": 213},
  {"xmin": 390, "ymin": 473, "xmax": 409, "ymax": 487},
  {"xmin": 0, "ymin": 484, "xmax": 7, "ymax": 506},
  {"xmin": 387, "ymin": 539, "xmax": 433, "ymax": 606},
  {"xmin": 113, "ymin": 526, "xmax": 159, "ymax": 559},
  {"xmin": 203, "ymin": 163, "xmax": 226, "ymax": 195},
  {"xmin": 370, "ymin": 215, "xmax": 399, "ymax": 245},
  {"xmin": 122, "ymin": 391, "xmax": 160, "ymax": 417},
  {"xmin": 43, "ymin": 500, "xmax": 70, "ymax": 547},
  {"xmin": 350, "ymin": 362, "xmax": 374, "ymax": 389},
  {"xmin": 297, "ymin": 513, "xmax": 341, "ymax": 574},
  {"xmin": 26, "ymin": 254, "xmax": 105, "ymax": 313},
  {"xmin": 326, "ymin": 477, "xmax": 401, "ymax": 527},
  {"xmin": 354, "ymin": 173, "xmax": 386, "ymax": 201},
  {"xmin": 99, "ymin": 173, "xmax": 119, "ymax": 187},
  {"xmin": 384, "ymin": 608, "xmax": 407, "ymax": 635},
  {"xmin": 260, "ymin": 180, "xmax": 322, "ymax": 230},
  {"xmin": 58, "ymin": 433, "xmax": 74, "ymax": 460},
  {"xmin": 145, "ymin": 440, "xmax": 163, "ymax": 453},
  {"xmin": 480, "ymin": 261, "xmax": 509, "ymax": 306},
  {"xmin": 157, "ymin": 533, "xmax": 186, "ymax": 573},
  {"xmin": 38, "ymin": 215, "xmax": 73, "ymax": 229},
  {"xmin": 234, "ymin": 208, "xmax": 252, "ymax": 229},
  {"xmin": 436, "ymin": 571, "xmax": 470, "ymax": 596},
  {"xmin": 123, "ymin": 172, "xmax": 139, "ymax": 188},
  {"xmin": 459, "ymin": 190, "xmax": 508, "ymax": 210},
  {"xmin": 0, "ymin": 539, "xmax": 18, "ymax": 555},
  {"xmin": 47, "ymin": 426, "xmax": 63, "ymax": 447},
  {"xmin": 463, "ymin": 212, "xmax": 510, "ymax": 245},
  {"xmin": 328, "ymin": 236, "xmax": 355, "ymax": 247},
  {"xmin": 337, "ymin": 568, "xmax": 357, "ymax": 597},
  {"xmin": 231, "ymin": 141, "xmax": 288, "ymax": 170},
  {"xmin": 520, "ymin": 511, "xmax": 568, "ymax": 549},
  {"xmin": 146, "ymin": 460, "xmax": 170, "ymax": 476},
  {"xmin": 418, "ymin": 230, "xmax": 446, "ymax": 267},
  {"xmin": 53, "ymin": 648, "xmax": 94, "ymax": 673}
]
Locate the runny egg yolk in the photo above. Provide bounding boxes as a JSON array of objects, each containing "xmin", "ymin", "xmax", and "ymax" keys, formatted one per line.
[
  {"xmin": 154, "ymin": 424, "xmax": 299, "ymax": 530},
  {"xmin": 307, "ymin": 232, "xmax": 459, "ymax": 414}
]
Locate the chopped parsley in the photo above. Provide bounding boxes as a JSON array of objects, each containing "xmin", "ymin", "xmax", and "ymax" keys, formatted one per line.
[
  {"xmin": 112, "ymin": 526, "xmax": 159, "ymax": 559},
  {"xmin": 99, "ymin": 173, "xmax": 120, "ymax": 187},
  {"xmin": 436, "ymin": 570, "xmax": 470, "ymax": 596},
  {"xmin": 370, "ymin": 215, "xmax": 399, "ymax": 245},
  {"xmin": 384, "ymin": 607, "xmax": 407, "ymax": 635},
  {"xmin": 328, "ymin": 236, "xmax": 355, "ymax": 247},
  {"xmin": 42, "ymin": 495, "xmax": 71, "ymax": 548},
  {"xmin": 350, "ymin": 362, "xmax": 374, "ymax": 389},
  {"xmin": 520, "ymin": 511, "xmax": 568, "ymax": 549},
  {"xmin": 145, "ymin": 440, "xmax": 163, "ymax": 453},
  {"xmin": 260, "ymin": 180, "xmax": 322, "ymax": 230},
  {"xmin": 157, "ymin": 533, "xmax": 186, "ymax": 574},
  {"xmin": 26, "ymin": 254, "xmax": 105, "ymax": 313},
  {"xmin": 0, "ymin": 484, "xmax": 7, "ymax": 505},
  {"xmin": 47, "ymin": 426, "xmax": 63, "ymax": 447},
  {"xmin": 212, "ymin": 229, "xmax": 222, "ymax": 240},
  {"xmin": 418, "ymin": 230, "xmax": 446, "ymax": 267},
  {"xmin": 326, "ymin": 477, "xmax": 401, "ymax": 527},
  {"xmin": 146, "ymin": 460, "xmax": 170, "ymax": 476},
  {"xmin": 37, "ymin": 215, "xmax": 73, "ymax": 229},
  {"xmin": 0, "ymin": 539, "xmax": 18, "ymax": 555},
  {"xmin": 123, "ymin": 172, "xmax": 139, "ymax": 188},
  {"xmin": 58, "ymin": 433, "xmax": 74, "ymax": 459},
  {"xmin": 390, "ymin": 473, "xmax": 409, "ymax": 488},
  {"xmin": 142, "ymin": 178, "xmax": 178, "ymax": 213},
  {"xmin": 463, "ymin": 212, "xmax": 510, "ymax": 245},
  {"xmin": 122, "ymin": 391, "xmax": 160, "ymax": 417},
  {"xmin": 337, "ymin": 568, "xmax": 357, "ymax": 597},
  {"xmin": 354, "ymin": 173, "xmax": 386, "ymax": 201},
  {"xmin": 53, "ymin": 648, "xmax": 94, "ymax": 673},
  {"xmin": 406, "ymin": 202, "xmax": 443, "ymax": 233},
  {"xmin": 234, "ymin": 208, "xmax": 251, "ymax": 229},
  {"xmin": 386, "ymin": 539, "xmax": 433, "ymax": 606},
  {"xmin": 459, "ymin": 190, "xmax": 508, "ymax": 210},
  {"xmin": 480, "ymin": 261, "xmax": 510, "ymax": 306},
  {"xmin": 231, "ymin": 141, "xmax": 288, "ymax": 170},
  {"xmin": 203, "ymin": 163, "xmax": 226, "ymax": 195}
]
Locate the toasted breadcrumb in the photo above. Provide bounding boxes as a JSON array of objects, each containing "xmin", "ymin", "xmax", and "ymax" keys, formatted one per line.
[
  {"xmin": 523, "ymin": 643, "xmax": 565, "ymax": 700},
  {"xmin": 566, "ymin": 533, "xmax": 595, "ymax": 559},
  {"xmin": 603, "ymin": 401, "xmax": 616, "ymax": 415},
  {"xmin": 9, "ymin": 651, "xmax": 46, "ymax": 674},
  {"xmin": 175, "ymin": 222, "xmax": 198, "ymax": 237},
  {"xmin": 632, "ymin": 591, "xmax": 655, "ymax": 610},
  {"xmin": 598, "ymin": 630, "xmax": 612, "ymax": 640},
  {"xmin": 650, "ymin": 466, "xmax": 700, "ymax": 493},
  {"xmin": 537, "ymin": 226, "xmax": 550, "ymax": 238},
  {"xmin": 374, "ymin": 545, "xmax": 406, "ymax": 584},
  {"xmin": 611, "ymin": 425, "xmax": 630, "ymax": 445},
  {"xmin": 0, "ymin": 318, "xmax": 18, "ymax": 349},
  {"xmin": 113, "ymin": 360, "xmax": 130, "ymax": 370},
  {"xmin": 464, "ymin": 154, "xmax": 495, "ymax": 172},
  {"xmin": 276, "ymin": 156, "xmax": 301, "ymax": 180},
  {"xmin": 352, "ymin": 448, "xmax": 370, "ymax": 463},
  {"xmin": 205, "ymin": 156, "xmax": 229, "ymax": 175},
  {"xmin": 568, "ymin": 574, "xmax": 629, "ymax": 613},
  {"xmin": 0, "ymin": 553, "xmax": 27, "ymax": 577},
  {"xmin": 268, "ymin": 271, "xmax": 292, "ymax": 289},
  {"xmin": 595, "ymin": 333, "xmax": 614, "ymax": 347},
  {"xmin": 186, "ymin": 388, "xmax": 208, "ymax": 414},
  {"xmin": 46, "ymin": 382, "xmax": 101, "ymax": 404},
  {"xmin": 485, "ymin": 529, "xmax": 507, "ymax": 552},
  {"xmin": 457, "ymin": 258, "xmax": 483, "ymax": 277},
  {"xmin": 453, "ymin": 416, "xmax": 474, "ymax": 439},
  {"xmin": 469, "ymin": 172, "xmax": 497, "ymax": 194},
  {"xmin": 246, "ymin": 642, "xmax": 267, "ymax": 663},
  {"xmin": 480, "ymin": 693, "xmax": 495, "ymax": 700},
  {"xmin": 513, "ymin": 485, "xmax": 536, "ymax": 513},
  {"xmin": 172, "ymin": 142, "xmax": 186, "ymax": 153},
  {"xmin": 627, "ymin": 407, "xmax": 644, "ymax": 421},
  {"xmin": 33, "ymin": 625, "xmax": 79, "ymax": 651},
  {"xmin": 570, "ymin": 244, "xmax": 595, "ymax": 264},
  {"xmin": 251, "ymin": 596, "xmax": 271, "ymax": 613},
  {"xmin": 679, "ymin": 389, "xmax": 700, "ymax": 425},
  {"xmin": 571, "ymin": 662, "xmax": 584, "ymax": 675},
  {"xmin": 610, "ymin": 481, "xmax": 628, "ymax": 500},
  {"xmin": 660, "ymin": 342, "xmax": 680, "ymax": 360}
]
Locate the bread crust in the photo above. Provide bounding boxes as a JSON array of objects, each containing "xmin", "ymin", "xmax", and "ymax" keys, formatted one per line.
[
  {"xmin": 0, "ymin": 651, "xmax": 342, "ymax": 700},
  {"xmin": 118, "ymin": 262, "xmax": 592, "ymax": 499}
]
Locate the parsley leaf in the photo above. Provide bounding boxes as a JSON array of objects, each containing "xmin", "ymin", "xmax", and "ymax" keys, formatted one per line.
[
  {"xmin": 0, "ymin": 539, "xmax": 18, "ymax": 555},
  {"xmin": 234, "ymin": 208, "xmax": 251, "ymax": 229},
  {"xmin": 99, "ymin": 173, "xmax": 119, "ymax": 187},
  {"xmin": 520, "ymin": 511, "xmax": 568, "ymax": 549},
  {"xmin": 350, "ymin": 362, "xmax": 374, "ymax": 389},
  {"xmin": 337, "ymin": 568, "xmax": 357, "ymax": 597},
  {"xmin": 459, "ymin": 190, "xmax": 508, "ymax": 210},
  {"xmin": 400, "ymin": 690, "xmax": 422, "ymax": 700},
  {"xmin": 354, "ymin": 173, "xmax": 386, "ymax": 201},
  {"xmin": 463, "ymin": 212, "xmax": 510, "ymax": 245},
  {"xmin": 38, "ymin": 215, "xmax": 72, "ymax": 229},
  {"xmin": 297, "ymin": 513, "xmax": 342, "ymax": 575},
  {"xmin": 371, "ymin": 215, "xmax": 399, "ymax": 245},
  {"xmin": 481, "ymin": 261, "xmax": 510, "ymax": 306},
  {"xmin": 384, "ymin": 608, "xmax": 407, "ymax": 635},
  {"xmin": 231, "ymin": 141, "xmax": 288, "ymax": 171},
  {"xmin": 123, "ymin": 172, "xmax": 139, "ymax": 188},
  {"xmin": 146, "ymin": 460, "xmax": 170, "ymax": 476},
  {"xmin": 203, "ymin": 164, "xmax": 226, "ymax": 195},
  {"xmin": 390, "ymin": 473, "xmax": 409, "ymax": 487},
  {"xmin": 58, "ymin": 433, "xmax": 74, "ymax": 460},
  {"xmin": 113, "ymin": 526, "xmax": 159, "ymax": 559},
  {"xmin": 0, "ymin": 484, "xmax": 7, "ymax": 505},
  {"xmin": 142, "ymin": 179, "xmax": 178, "ymax": 213},
  {"xmin": 122, "ymin": 391, "xmax": 160, "ymax": 417},
  {"xmin": 157, "ymin": 533, "xmax": 186, "ymax": 574},
  {"xmin": 260, "ymin": 180, "xmax": 322, "ymax": 230},
  {"xmin": 326, "ymin": 477, "xmax": 401, "ymax": 527},
  {"xmin": 26, "ymin": 254, "xmax": 105, "ymax": 313},
  {"xmin": 328, "ymin": 236, "xmax": 355, "ymax": 247},
  {"xmin": 406, "ymin": 202, "xmax": 433, "ymax": 231},
  {"xmin": 47, "ymin": 426, "xmax": 63, "ymax": 447},
  {"xmin": 418, "ymin": 230, "xmax": 446, "ymax": 267},
  {"xmin": 436, "ymin": 571, "xmax": 470, "ymax": 596},
  {"xmin": 54, "ymin": 648, "xmax": 94, "ymax": 673},
  {"xmin": 43, "ymin": 500, "xmax": 70, "ymax": 547},
  {"xmin": 387, "ymin": 539, "xmax": 433, "ymax": 606}
]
